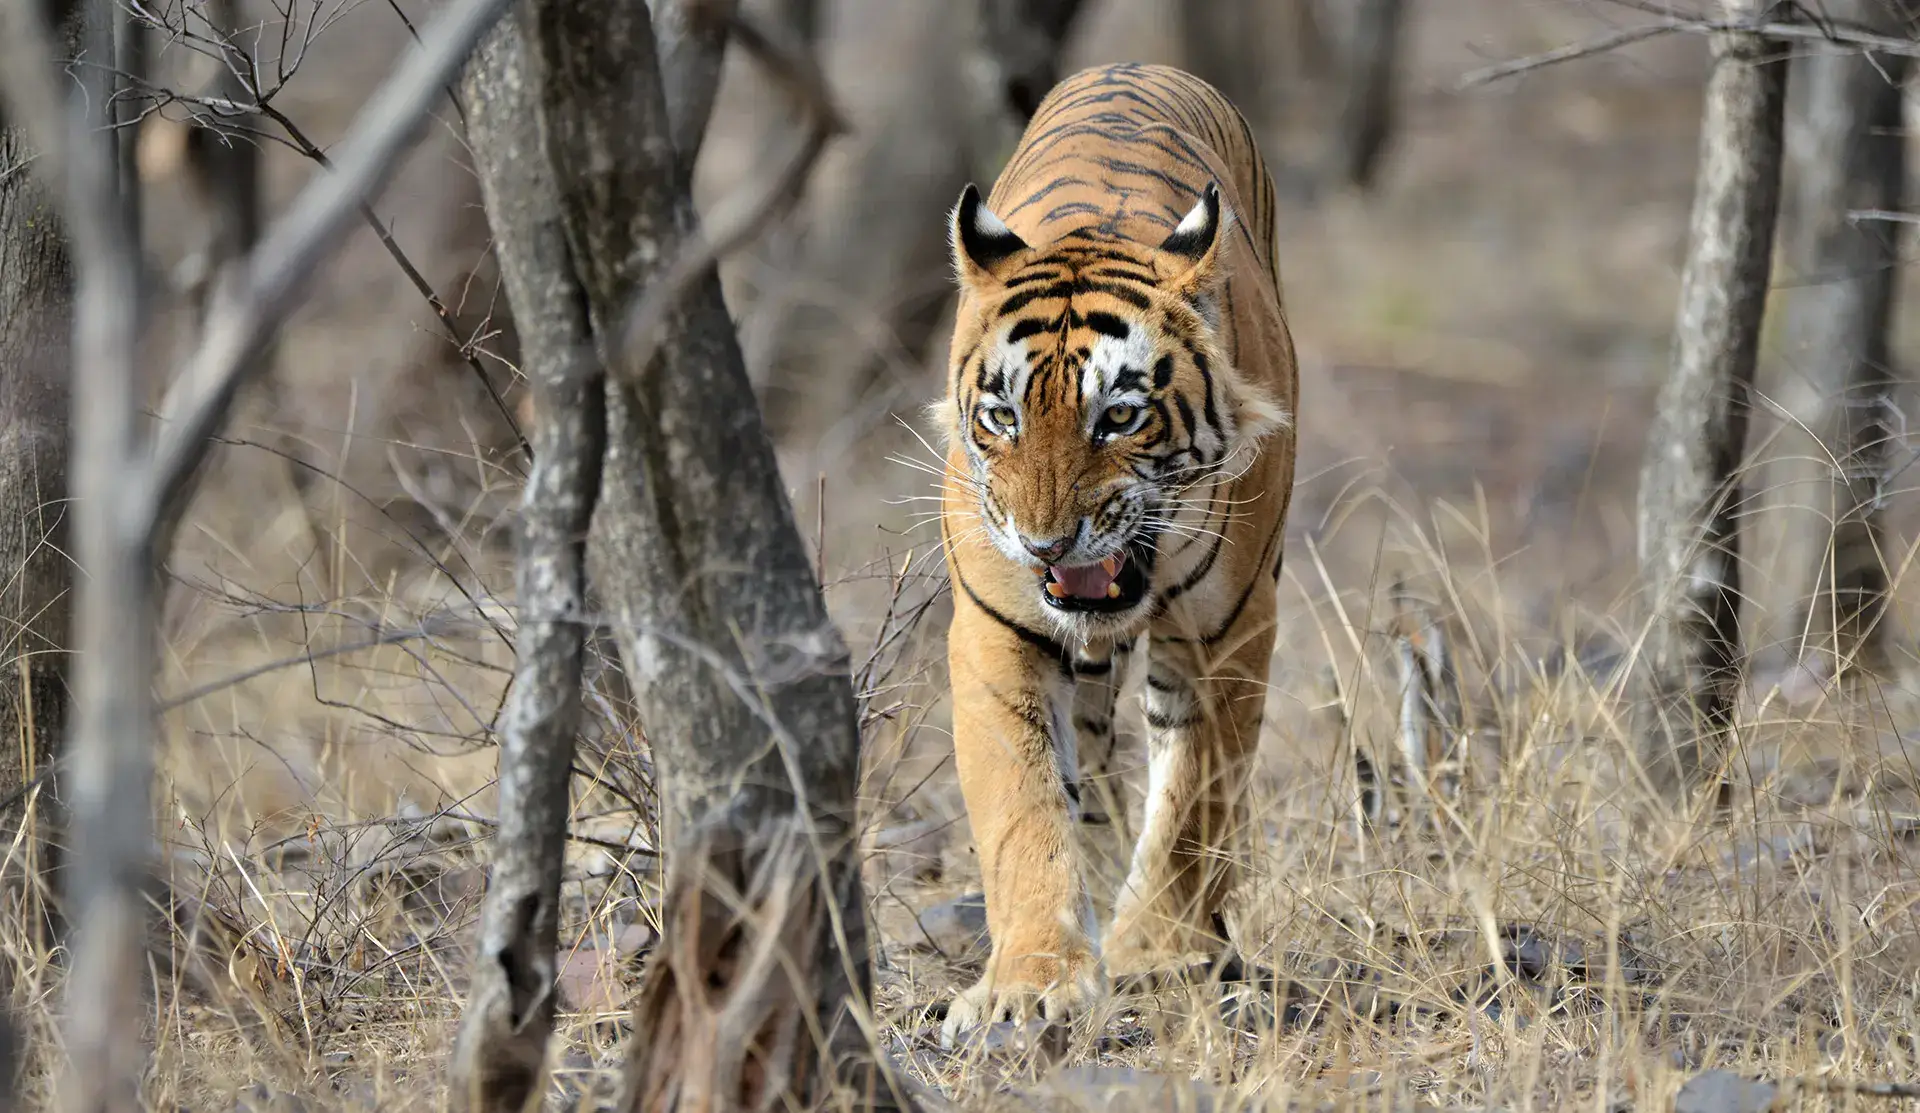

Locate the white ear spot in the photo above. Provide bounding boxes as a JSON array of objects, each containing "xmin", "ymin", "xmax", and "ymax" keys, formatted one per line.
[
  {"xmin": 1172, "ymin": 196, "xmax": 1211, "ymax": 238},
  {"xmin": 973, "ymin": 203, "xmax": 1015, "ymax": 240}
]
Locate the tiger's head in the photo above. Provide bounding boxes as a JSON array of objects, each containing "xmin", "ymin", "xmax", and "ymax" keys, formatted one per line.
[{"xmin": 936, "ymin": 181, "xmax": 1290, "ymax": 631}]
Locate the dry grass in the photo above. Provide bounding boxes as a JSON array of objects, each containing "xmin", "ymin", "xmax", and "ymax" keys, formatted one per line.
[{"xmin": 15, "ymin": 477, "xmax": 1916, "ymax": 1111}]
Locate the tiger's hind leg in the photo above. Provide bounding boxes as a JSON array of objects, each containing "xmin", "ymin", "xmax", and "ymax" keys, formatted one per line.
[
  {"xmin": 1070, "ymin": 639, "xmax": 1133, "ymax": 832},
  {"xmin": 1102, "ymin": 599, "xmax": 1275, "ymax": 975}
]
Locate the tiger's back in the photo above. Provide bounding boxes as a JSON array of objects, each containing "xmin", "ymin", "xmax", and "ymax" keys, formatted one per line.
[
  {"xmin": 930, "ymin": 62, "xmax": 1299, "ymax": 1042},
  {"xmin": 991, "ymin": 63, "xmax": 1284, "ymax": 310}
]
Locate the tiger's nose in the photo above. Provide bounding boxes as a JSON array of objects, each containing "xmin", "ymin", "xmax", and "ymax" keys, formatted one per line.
[{"xmin": 1021, "ymin": 533, "xmax": 1073, "ymax": 563}]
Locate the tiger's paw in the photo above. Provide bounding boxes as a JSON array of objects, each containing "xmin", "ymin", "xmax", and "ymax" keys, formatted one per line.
[
  {"xmin": 938, "ymin": 952, "xmax": 1104, "ymax": 1049},
  {"xmin": 1101, "ymin": 910, "xmax": 1226, "ymax": 981}
]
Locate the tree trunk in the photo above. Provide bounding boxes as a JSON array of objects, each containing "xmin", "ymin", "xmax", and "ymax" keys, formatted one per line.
[
  {"xmin": 977, "ymin": 0, "xmax": 1084, "ymax": 120},
  {"xmin": 453, "ymin": 2, "xmax": 905, "ymax": 1107},
  {"xmin": 1636, "ymin": 5, "xmax": 1786, "ymax": 799},
  {"xmin": 448, "ymin": 16, "xmax": 607, "ymax": 1112},
  {"xmin": 1326, "ymin": 0, "xmax": 1406, "ymax": 191},
  {"xmin": 1752, "ymin": 0, "xmax": 1910, "ymax": 682},
  {"xmin": 0, "ymin": 0, "xmax": 80, "ymax": 938}
]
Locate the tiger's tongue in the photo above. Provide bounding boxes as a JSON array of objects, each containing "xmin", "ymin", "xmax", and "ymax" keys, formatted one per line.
[{"xmin": 1050, "ymin": 560, "xmax": 1118, "ymax": 599}]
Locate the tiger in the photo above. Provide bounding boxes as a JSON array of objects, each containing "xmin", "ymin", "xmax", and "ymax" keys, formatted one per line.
[{"xmin": 931, "ymin": 62, "xmax": 1299, "ymax": 1041}]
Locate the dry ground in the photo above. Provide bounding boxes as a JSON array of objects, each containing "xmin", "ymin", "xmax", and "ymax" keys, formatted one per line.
[{"xmin": 7, "ymin": 1, "xmax": 1920, "ymax": 1109}]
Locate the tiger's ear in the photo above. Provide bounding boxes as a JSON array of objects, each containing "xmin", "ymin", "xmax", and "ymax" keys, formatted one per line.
[
  {"xmin": 951, "ymin": 183, "xmax": 1031, "ymax": 290},
  {"xmin": 1153, "ymin": 182, "xmax": 1230, "ymax": 298}
]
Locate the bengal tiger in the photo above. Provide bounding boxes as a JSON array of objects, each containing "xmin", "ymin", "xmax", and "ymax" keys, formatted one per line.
[{"xmin": 931, "ymin": 62, "xmax": 1300, "ymax": 1041}]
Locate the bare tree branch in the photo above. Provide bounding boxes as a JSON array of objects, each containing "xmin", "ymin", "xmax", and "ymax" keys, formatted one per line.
[
  {"xmin": 141, "ymin": 0, "xmax": 518, "ymax": 559},
  {"xmin": 1458, "ymin": 6, "xmax": 1920, "ymax": 91},
  {"xmin": 1456, "ymin": 22, "xmax": 1688, "ymax": 89},
  {"xmin": 248, "ymin": 100, "xmax": 531, "ymax": 467}
]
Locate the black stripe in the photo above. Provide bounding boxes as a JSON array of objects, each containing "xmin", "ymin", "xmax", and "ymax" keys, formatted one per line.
[
  {"xmin": 1200, "ymin": 520, "xmax": 1285, "ymax": 647},
  {"xmin": 1000, "ymin": 282, "xmax": 1073, "ymax": 315},
  {"xmin": 952, "ymin": 568, "xmax": 1074, "ymax": 678},
  {"xmin": 1073, "ymin": 279, "xmax": 1151, "ymax": 309},
  {"xmin": 1006, "ymin": 317, "xmax": 1049, "ymax": 344},
  {"xmin": 1084, "ymin": 310, "xmax": 1131, "ymax": 339}
]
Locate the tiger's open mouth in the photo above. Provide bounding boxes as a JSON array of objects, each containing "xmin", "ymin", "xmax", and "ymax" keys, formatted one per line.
[{"xmin": 1039, "ymin": 543, "xmax": 1151, "ymax": 614}]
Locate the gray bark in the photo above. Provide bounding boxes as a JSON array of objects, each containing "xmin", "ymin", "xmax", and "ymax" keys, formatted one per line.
[
  {"xmin": 535, "ymin": 0, "xmax": 893, "ymax": 1095},
  {"xmin": 55, "ymin": 0, "xmax": 149, "ymax": 1106},
  {"xmin": 1753, "ymin": 0, "xmax": 1909, "ymax": 679},
  {"xmin": 651, "ymin": 0, "xmax": 740, "ymax": 159},
  {"xmin": 448, "ymin": 18, "xmax": 607, "ymax": 1112},
  {"xmin": 1636, "ymin": 6, "xmax": 1786, "ymax": 798},
  {"xmin": 532, "ymin": 0, "xmax": 857, "ymax": 857},
  {"xmin": 451, "ymin": 1, "xmax": 901, "ymax": 1107},
  {"xmin": 1327, "ymin": 0, "xmax": 1406, "ymax": 190},
  {"xmin": 0, "ymin": 2, "xmax": 78, "ymax": 922}
]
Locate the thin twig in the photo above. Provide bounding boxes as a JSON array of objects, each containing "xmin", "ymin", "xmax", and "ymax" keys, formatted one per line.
[
  {"xmin": 252, "ymin": 100, "xmax": 530, "ymax": 467},
  {"xmin": 1849, "ymin": 207, "xmax": 1920, "ymax": 225},
  {"xmin": 1456, "ymin": 23, "xmax": 1678, "ymax": 89}
]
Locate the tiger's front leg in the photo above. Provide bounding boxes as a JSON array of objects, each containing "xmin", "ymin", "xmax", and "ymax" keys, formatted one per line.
[
  {"xmin": 1103, "ymin": 601, "xmax": 1276, "ymax": 974},
  {"xmin": 940, "ymin": 595, "xmax": 1103, "ymax": 1045}
]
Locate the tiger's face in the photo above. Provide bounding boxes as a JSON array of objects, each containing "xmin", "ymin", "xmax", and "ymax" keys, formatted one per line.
[{"xmin": 938, "ymin": 183, "xmax": 1289, "ymax": 632}]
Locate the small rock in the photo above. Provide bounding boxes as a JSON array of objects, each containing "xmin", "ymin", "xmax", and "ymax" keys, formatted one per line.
[
  {"xmin": 978, "ymin": 1018, "xmax": 1067, "ymax": 1057},
  {"xmin": 1673, "ymin": 1070, "xmax": 1780, "ymax": 1113},
  {"xmin": 1501, "ymin": 925, "xmax": 1580, "ymax": 980},
  {"xmin": 869, "ymin": 820, "xmax": 947, "ymax": 883},
  {"xmin": 1219, "ymin": 986, "xmax": 1277, "ymax": 1034},
  {"xmin": 913, "ymin": 892, "xmax": 989, "ymax": 960},
  {"xmin": 611, "ymin": 921, "xmax": 654, "ymax": 959},
  {"xmin": 1028, "ymin": 1066, "xmax": 1218, "ymax": 1112},
  {"xmin": 1720, "ymin": 825, "xmax": 1813, "ymax": 871},
  {"xmin": 556, "ymin": 947, "xmax": 630, "ymax": 1014}
]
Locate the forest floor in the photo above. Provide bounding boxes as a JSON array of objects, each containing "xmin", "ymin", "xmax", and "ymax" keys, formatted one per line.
[{"xmin": 8, "ymin": 0, "xmax": 1920, "ymax": 1109}]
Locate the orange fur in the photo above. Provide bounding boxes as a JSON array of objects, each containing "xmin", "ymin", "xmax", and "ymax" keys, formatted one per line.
[{"xmin": 931, "ymin": 63, "xmax": 1299, "ymax": 1040}]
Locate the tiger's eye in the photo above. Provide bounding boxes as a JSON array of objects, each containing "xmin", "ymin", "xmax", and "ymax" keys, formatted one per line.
[
  {"xmin": 1103, "ymin": 403, "xmax": 1140, "ymax": 429},
  {"xmin": 980, "ymin": 404, "xmax": 1017, "ymax": 435}
]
